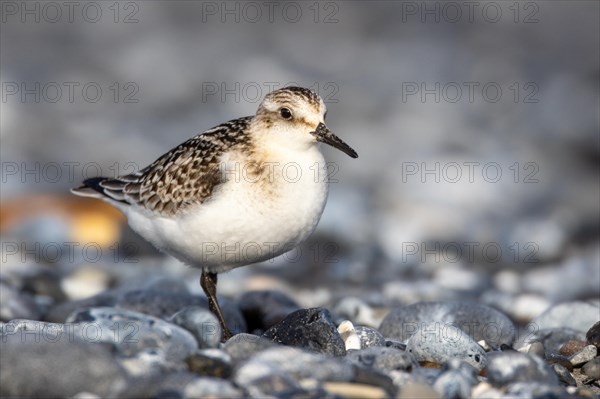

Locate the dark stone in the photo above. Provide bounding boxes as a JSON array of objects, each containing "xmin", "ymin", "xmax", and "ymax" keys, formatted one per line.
[
  {"xmin": 238, "ymin": 290, "xmax": 300, "ymax": 333},
  {"xmin": 586, "ymin": 320, "xmax": 600, "ymax": 349},
  {"xmin": 0, "ymin": 340, "xmax": 126, "ymax": 398},
  {"xmin": 262, "ymin": 308, "xmax": 346, "ymax": 357}
]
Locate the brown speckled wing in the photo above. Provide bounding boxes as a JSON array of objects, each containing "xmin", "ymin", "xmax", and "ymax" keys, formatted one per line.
[{"xmin": 88, "ymin": 116, "xmax": 253, "ymax": 216}]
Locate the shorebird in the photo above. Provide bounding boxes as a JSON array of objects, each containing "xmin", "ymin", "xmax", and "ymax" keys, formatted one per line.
[{"xmin": 72, "ymin": 86, "xmax": 358, "ymax": 340}]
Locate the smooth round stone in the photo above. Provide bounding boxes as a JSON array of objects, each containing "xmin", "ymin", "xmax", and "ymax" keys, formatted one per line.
[
  {"xmin": 170, "ymin": 306, "xmax": 221, "ymax": 348},
  {"xmin": 531, "ymin": 301, "xmax": 599, "ymax": 333},
  {"xmin": 346, "ymin": 346, "xmax": 416, "ymax": 373},
  {"xmin": 66, "ymin": 307, "xmax": 198, "ymax": 370},
  {"xmin": 262, "ymin": 308, "xmax": 346, "ymax": 357},
  {"xmin": 223, "ymin": 333, "xmax": 278, "ymax": 364},
  {"xmin": 406, "ymin": 323, "xmax": 487, "ymax": 370},
  {"xmin": 586, "ymin": 321, "xmax": 600, "ymax": 348},
  {"xmin": 569, "ymin": 345, "xmax": 597, "ymax": 367},
  {"xmin": 0, "ymin": 340, "xmax": 126, "ymax": 398},
  {"xmin": 486, "ymin": 351, "xmax": 559, "ymax": 387},
  {"xmin": 581, "ymin": 358, "xmax": 600, "ymax": 379},
  {"xmin": 238, "ymin": 290, "xmax": 300, "ymax": 333},
  {"xmin": 355, "ymin": 326, "xmax": 386, "ymax": 349},
  {"xmin": 379, "ymin": 301, "xmax": 515, "ymax": 347},
  {"xmin": 116, "ymin": 289, "xmax": 247, "ymax": 335}
]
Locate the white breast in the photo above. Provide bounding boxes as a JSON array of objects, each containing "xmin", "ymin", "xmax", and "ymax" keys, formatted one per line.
[{"xmin": 125, "ymin": 144, "xmax": 329, "ymax": 273}]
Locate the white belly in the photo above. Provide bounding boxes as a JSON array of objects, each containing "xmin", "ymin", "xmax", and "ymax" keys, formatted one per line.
[{"xmin": 126, "ymin": 146, "xmax": 329, "ymax": 272}]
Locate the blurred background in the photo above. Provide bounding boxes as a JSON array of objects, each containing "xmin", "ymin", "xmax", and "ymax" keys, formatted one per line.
[{"xmin": 1, "ymin": 1, "xmax": 598, "ymax": 326}]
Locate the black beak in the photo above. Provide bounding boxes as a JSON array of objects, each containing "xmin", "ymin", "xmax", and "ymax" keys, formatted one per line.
[{"xmin": 311, "ymin": 123, "xmax": 358, "ymax": 159}]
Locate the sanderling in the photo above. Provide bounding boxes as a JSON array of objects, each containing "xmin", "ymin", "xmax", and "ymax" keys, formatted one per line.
[{"xmin": 72, "ymin": 86, "xmax": 358, "ymax": 339}]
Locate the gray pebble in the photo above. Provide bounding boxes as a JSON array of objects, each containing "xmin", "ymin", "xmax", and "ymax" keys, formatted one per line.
[
  {"xmin": 581, "ymin": 358, "xmax": 600, "ymax": 379},
  {"xmin": 406, "ymin": 322, "xmax": 487, "ymax": 370},
  {"xmin": 552, "ymin": 364, "xmax": 576, "ymax": 386},
  {"xmin": 354, "ymin": 325, "xmax": 386, "ymax": 348},
  {"xmin": 379, "ymin": 301, "xmax": 515, "ymax": 347},
  {"xmin": 346, "ymin": 346, "xmax": 416, "ymax": 373},
  {"xmin": 569, "ymin": 344, "xmax": 597, "ymax": 367},
  {"xmin": 486, "ymin": 351, "xmax": 559, "ymax": 387},
  {"xmin": 0, "ymin": 340, "xmax": 126, "ymax": 398},
  {"xmin": 66, "ymin": 307, "xmax": 198, "ymax": 372},
  {"xmin": 170, "ymin": 306, "xmax": 221, "ymax": 348}
]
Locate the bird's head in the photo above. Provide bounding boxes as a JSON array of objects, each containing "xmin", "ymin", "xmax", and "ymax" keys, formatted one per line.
[{"xmin": 253, "ymin": 86, "xmax": 358, "ymax": 158}]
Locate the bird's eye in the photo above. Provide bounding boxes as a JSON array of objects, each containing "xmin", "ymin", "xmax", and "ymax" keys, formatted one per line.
[{"xmin": 279, "ymin": 107, "xmax": 293, "ymax": 120}]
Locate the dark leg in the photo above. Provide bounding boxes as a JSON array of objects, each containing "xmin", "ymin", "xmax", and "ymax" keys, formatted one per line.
[{"xmin": 200, "ymin": 271, "xmax": 233, "ymax": 341}]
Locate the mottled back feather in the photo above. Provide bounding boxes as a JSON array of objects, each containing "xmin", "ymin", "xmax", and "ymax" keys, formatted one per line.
[{"xmin": 76, "ymin": 116, "xmax": 253, "ymax": 216}]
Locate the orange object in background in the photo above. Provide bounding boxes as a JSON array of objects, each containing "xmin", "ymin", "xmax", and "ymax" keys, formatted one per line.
[{"xmin": 0, "ymin": 194, "xmax": 126, "ymax": 249}]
